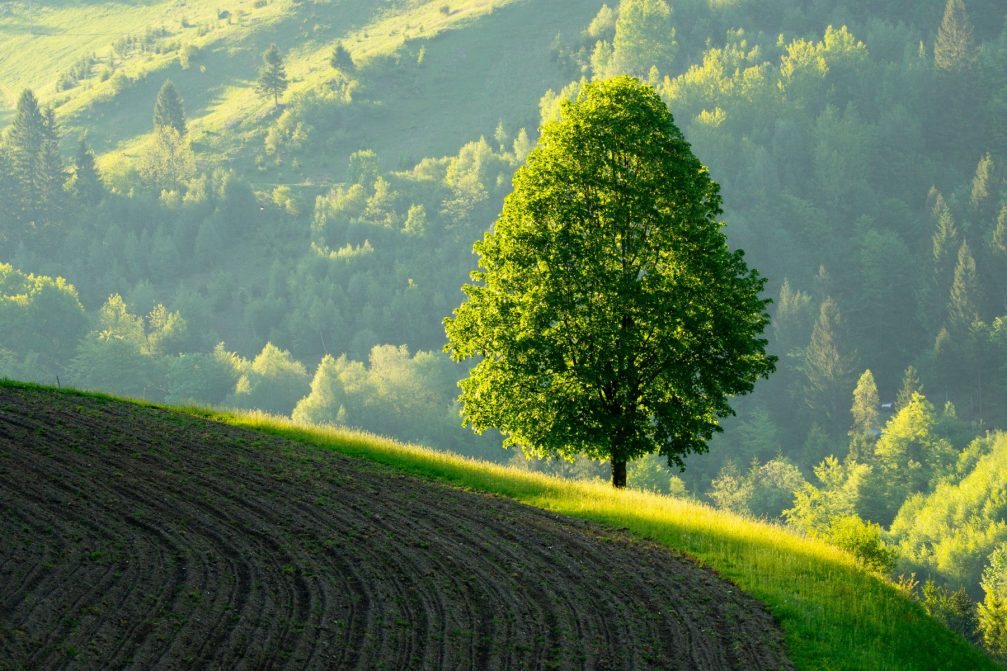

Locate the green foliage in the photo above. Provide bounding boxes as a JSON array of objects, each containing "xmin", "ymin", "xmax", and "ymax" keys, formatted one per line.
[
  {"xmin": 292, "ymin": 345, "xmax": 493, "ymax": 457},
  {"xmin": 922, "ymin": 579, "xmax": 979, "ymax": 642},
  {"xmin": 828, "ymin": 515, "xmax": 897, "ymax": 574},
  {"xmin": 709, "ymin": 456, "xmax": 806, "ymax": 521},
  {"xmin": 785, "ymin": 454, "xmax": 869, "ymax": 537},
  {"xmin": 890, "ymin": 432, "xmax": 1007, "ymax": 592},
  {"xmin": 137, "ymin": 127, "xmax": 196, "ymax": 193},
  {"xmin": 608, "ymin": 0, "xmax": 677, "ymax": 78},
  {"xmin": 230, "ymin": 342, "xmax": 309, "ymax": 416},
  {"xmin": 860, "ymin": 393, "xmax": 956, "ymax": 526},
  {"xmin": 0, "ymin": 264, "xmax": 88, "ymax": 375},
  {"xmin": 445, "ymin": 76, "xmax": 774, "ymax": 486},
  {"xmin": 979, "ymin": 544, "xmax": 1007, "ymax": 659}
]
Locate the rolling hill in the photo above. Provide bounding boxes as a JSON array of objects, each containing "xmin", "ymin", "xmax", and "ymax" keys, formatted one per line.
[
  {"xmin": 0, "ymin": 381, "xmax": 998, "ymax": 670},
  {"xmin": 0, "ymin": 382, "xmax": 791, "ymax": 670}
]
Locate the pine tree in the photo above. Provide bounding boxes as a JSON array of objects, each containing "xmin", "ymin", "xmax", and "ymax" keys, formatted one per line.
[
  {"xmin": 931, "ymin": 0, "xmax": 980, "ymax": 165},
  {"xmin": 153, "ymin": 80, "xmax": 186, "ymax": 135},
  {"xmin": 848, "ymin": 369, "xmax": 880, "ymax": 463},
  {"xmin": 948, "ymin": 240, "xmax": 980, "ymax": 330},
  {"xmin": 329, "ymin": 42, "xmax": 355, "ymax": 72},
  {"xmin": 803, "ymin": 297, "xmax": 855, "ymax": 432},
  {"xmin": 921, "ymin": 205, "xmax": 963, "ymax": 331},
  {"xmin": 993, "ymin": 205, "xmax": 1007, "ymax": 257},
  {"xmin": 895, "ymin": 365, "xmax": 923, "ymax": 411},
  {"xmin": 70, "ymin": 139, "xmax": 103, "ymax": 204},
  {"xmin": 9, "ymin": 89, "xmax": 46, "ymax": 224},
  {"xmin": 851, "ymin": 369, "xmax": 880, "ymax": 435},
  {"xmin": 935, "ymin": 0, "xmax": 976, "ymax": 73},
  {"xmin": 39, "ymin": 107, "xmax": 65, "ymax": 208},
  {"xmin": 256, "ymin": 44, "xmax": 288, "ymax": 107},
  {"xmin": 971, "ymin": 152, "xmax": 995, "ymax": 213}
]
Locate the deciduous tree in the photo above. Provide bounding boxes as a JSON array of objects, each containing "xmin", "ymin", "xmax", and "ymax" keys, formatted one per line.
[{"xmin": 444, "ymin": 76, "xmax": 775, "ymax": 487}]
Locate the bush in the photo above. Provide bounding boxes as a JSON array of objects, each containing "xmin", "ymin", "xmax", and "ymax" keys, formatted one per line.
[{"xmin": 828, "ymin": 515, "xmax": 898, "ymax": 574}]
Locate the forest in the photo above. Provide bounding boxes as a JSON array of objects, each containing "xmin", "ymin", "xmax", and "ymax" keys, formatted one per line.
[{"xmin": 3, "ymin": 0, "xmax": 1007, "ymax": 658}]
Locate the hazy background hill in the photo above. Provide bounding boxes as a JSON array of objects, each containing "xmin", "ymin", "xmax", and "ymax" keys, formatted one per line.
[{"xmin": 4, "ymin": 0, "xmax": 1007, "ymax": 654}]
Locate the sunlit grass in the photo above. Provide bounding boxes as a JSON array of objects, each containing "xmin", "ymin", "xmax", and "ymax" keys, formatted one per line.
[{"xmin": 2, "ymin": 378, "xmax": 995, "ymax": 670}]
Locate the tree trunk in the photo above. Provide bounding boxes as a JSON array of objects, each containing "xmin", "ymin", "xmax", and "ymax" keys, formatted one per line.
[{"xmin": 611, "ymin": 458, "xmax": 627, "ymax": 488}]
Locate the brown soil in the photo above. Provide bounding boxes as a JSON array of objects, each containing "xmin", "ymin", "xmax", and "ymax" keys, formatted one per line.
[{"xmin": 0, "ymin": 385, "xmax": 793, "ymax": 670}]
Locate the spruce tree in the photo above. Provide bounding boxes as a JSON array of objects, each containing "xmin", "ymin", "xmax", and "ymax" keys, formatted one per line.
[
  {"xmin": 9, "ymin": 89, "xmax": 46, "ymax": 223},
  {"xmin": 895, "ymin": 366, "xmax": 923, "ymax": 411},
  {"xmin": 851, "ymin": 369, "xmax": 880, "ymax": 435},
  {"xmin": 70, "ymin": 139, "xmax": 103, "ymax": 204},
  {"xmin": 935, "ymin": 0, "xmax": 976, "ymax": 73},
  {"xmin": 153, "ymin": 80, "xmax": 186, "ymax": 135},
  {"xmin": 329, "ymin": 42, "xmax": 355, "ymax": 72},
  {"xmin": 40, "ymin": 107, "xmax": 65, "ymax": 209},
  {"xmin": 849, "ymin": 369, "xmax": 879, "ymax": 463},
  {"xmin": 256, "ymin": 44, "xmax": 288, "ymax": 107},
  {"xmin": 949, "ymin": 240, "xmax": 980, "ymax": 330},
  {"xmin": 803, "ymin": 297, "xmax": 855, "ymax": 431}
]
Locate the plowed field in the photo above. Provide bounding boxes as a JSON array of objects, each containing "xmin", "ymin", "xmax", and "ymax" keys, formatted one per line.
[{"xmin": 0, "ymin": 385, "xmax": 793, "ymax": 670}]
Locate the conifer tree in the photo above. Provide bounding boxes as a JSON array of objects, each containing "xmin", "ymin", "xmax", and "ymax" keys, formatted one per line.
[
  {"xmin": 9, "ymin": 89, "xmax": 46, "ymax": 223},
  {"xmin": 70, "ymin": 139, "xmax": 103, "ymax": 204},
  {"xmin": 329, "ymin": 42, "xmax": 355, "ymax": 72},
  {"xmin": 851, "ymin": 369, "xmax": 880, "ymax": 435},
  {"xmin": 153, "ymin": 80, "xmax": 186, "ymax": 135},
  {"xmin": 39, "ymin": 107, "xmax": 64, "ymax": 207},
  {"xmin": 948, "ymin": 240, "xmax": 980, "ymax": 330},
  {"xmin": 256, "ymin": 44, "xmax": 288, "ymax": 107},
  {"xmin": 921, "ymin": 205, "xmax": 963, "ymax": 331},
  {"xmin": 971, "ymin": 152, "xmax": 995, "ymax": 213},
  {"xmin": 895, "ymin": 365, "xmax": 923, "ymax": 411},
  {"xmin": 849, "ymin": 369, "xmax": 880, "ymax": 463},
  {"xmin": 803, "ymin": 297, "xmax": 855, "ymax": 431},
  {"xmin": 993, "ymin": 205, "xmax": 1007, "ymax": 257},
  {"xmin": 935, "ymin": 0, "xmax": 976, "ymax": 73},
  {"xmin": 931, "ymin": 0, "xmax": 980, "ymax": 164}
]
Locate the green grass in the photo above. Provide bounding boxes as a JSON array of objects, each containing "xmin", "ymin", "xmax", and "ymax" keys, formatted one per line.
[{"xmin": 2, "ymin": 377, "xmax": 997, "ymax": 669}]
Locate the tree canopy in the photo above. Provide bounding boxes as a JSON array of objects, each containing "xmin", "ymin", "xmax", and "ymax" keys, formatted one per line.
[{"xmin": 445, "ymin": 76, "xmax": 775, "ymax": 487}]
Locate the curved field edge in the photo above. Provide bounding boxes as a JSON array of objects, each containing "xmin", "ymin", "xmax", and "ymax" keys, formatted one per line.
[{"xmin": 3, "ymin": 381, "xmax": 995, "ymax": 670}]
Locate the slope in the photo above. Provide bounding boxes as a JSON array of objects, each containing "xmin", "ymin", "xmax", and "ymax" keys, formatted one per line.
[{"xmin": 0, "ymin": 382, "xmax": 791, "ymax": 670}]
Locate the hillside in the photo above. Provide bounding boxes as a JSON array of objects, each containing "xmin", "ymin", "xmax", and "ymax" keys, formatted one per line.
[
  {"xmin": 0, "ymin": 383, "xmax": 791, "ymax": 670},
  {"xmin": 5, "ymin": 0, "xmax": 1007, "ymax": 658},
  {"xmin": 0, "ymin": 382, "xmax": 999, "ymax": 670}
]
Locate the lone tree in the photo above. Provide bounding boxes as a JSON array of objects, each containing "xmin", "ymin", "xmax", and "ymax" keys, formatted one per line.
[
  {"xmin": 256, "ymin": 44, "xmax": 288, "ymax": 107},
  {"xmin": 153, "ymin": 80, "xmax": 186, "ymax": 135},
  {"xmin": 329, "ymin": 42, "xmax": 355, "ymax": 72},
  {"xmin": 444, "ymin": 76, "xmax": 775, "ymax": 488}
]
